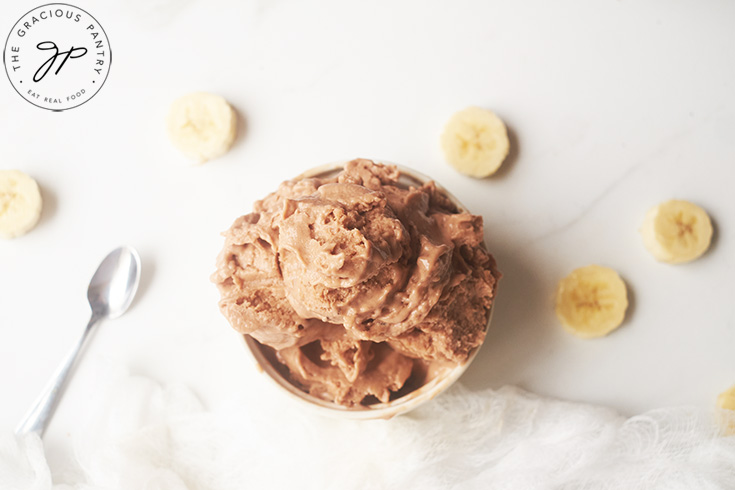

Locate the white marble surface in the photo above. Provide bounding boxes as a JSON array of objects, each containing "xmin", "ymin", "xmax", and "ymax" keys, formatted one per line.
[{"xmin": 1, "ymin": 0, "xmax": 734, "ymax": 467}]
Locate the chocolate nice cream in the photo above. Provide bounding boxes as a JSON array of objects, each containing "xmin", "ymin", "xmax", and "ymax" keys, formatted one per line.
[{"xmin": 213, "ymin": 159, "xmax": 499, "ymax": 406}]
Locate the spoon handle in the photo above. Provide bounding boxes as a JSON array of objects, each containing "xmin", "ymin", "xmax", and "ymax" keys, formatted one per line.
[{"xmin": 15, "ymin": 315, "xmax": 101, "ymax": 436}]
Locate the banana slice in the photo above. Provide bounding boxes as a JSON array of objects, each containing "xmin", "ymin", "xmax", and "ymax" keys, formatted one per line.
[
  {"xmin": 166, "ymin": 92, "xmax": 237, "ymax": 163},
  {"xmin": 555, "ymin": 265, "xmax": 628, "ymax": 338},
  {"xmin": 440, "ymin": 106, "xmax": 510, "ymax": 178},
  {"xmin": 0, "ymin": 170, "xmax": 43, "ymax": 239},
  {"xmin": 716, "ymin": 385, "xmax": 735, "ymax": 435},
  {"xmin": 640, "ymin": 199, "xmax": 713, "ymax": 264}
]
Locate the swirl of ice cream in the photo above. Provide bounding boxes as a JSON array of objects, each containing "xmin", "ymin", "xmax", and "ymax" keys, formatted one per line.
[{"xmin": 213, "ymin": 159, "xmax": 499, "ymax": 406}]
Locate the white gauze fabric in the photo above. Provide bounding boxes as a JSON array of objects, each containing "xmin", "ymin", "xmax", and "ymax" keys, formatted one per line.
[{"xmin": 1, "ymin": 369, "xmax": 734, "ymax": 490}]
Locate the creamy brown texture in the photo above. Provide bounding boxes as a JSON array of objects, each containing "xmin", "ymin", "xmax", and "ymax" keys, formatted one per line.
[{"xmin": 213, "ymin": 159, "xmax": 499, "ymax": 406}]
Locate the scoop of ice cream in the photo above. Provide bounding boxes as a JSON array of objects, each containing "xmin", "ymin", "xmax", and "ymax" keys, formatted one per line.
[
  {"xmin": 278, "ymin": 341, "xmax": 414, "ymax": 405},
  {"xmin": 213, "ymin": 159, "xmax": 499, "ymax": 406},
  {"xmin": 278, "ymin": 182, "xmax": 410, "ymax": 326}
]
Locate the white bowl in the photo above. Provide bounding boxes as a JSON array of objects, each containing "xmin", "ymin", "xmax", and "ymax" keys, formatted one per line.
[{"xmin": 240, "ymin": 161, "xmax": 495, "ymax": 419}]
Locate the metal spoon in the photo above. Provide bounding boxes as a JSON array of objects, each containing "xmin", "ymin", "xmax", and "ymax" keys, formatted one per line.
[{"xmin": 15, "ymin": 246, "xmax": 142, "ymax": 436}]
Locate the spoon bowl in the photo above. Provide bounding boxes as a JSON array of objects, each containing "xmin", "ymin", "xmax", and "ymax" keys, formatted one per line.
[{"xmin": 88, "ymin": 247, "xmax": 141, "ymax": 319}]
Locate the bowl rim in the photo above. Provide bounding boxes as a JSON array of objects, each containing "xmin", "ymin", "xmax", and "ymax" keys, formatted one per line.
[{"xmin": 240, "ymin": 159, "xmax": 495, "ymax": 420}]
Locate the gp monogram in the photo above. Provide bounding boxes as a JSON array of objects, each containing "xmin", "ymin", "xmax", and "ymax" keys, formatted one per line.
[{"xmin": 3, "ymin": 3, "xmax": 111, "ymax": 111}]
